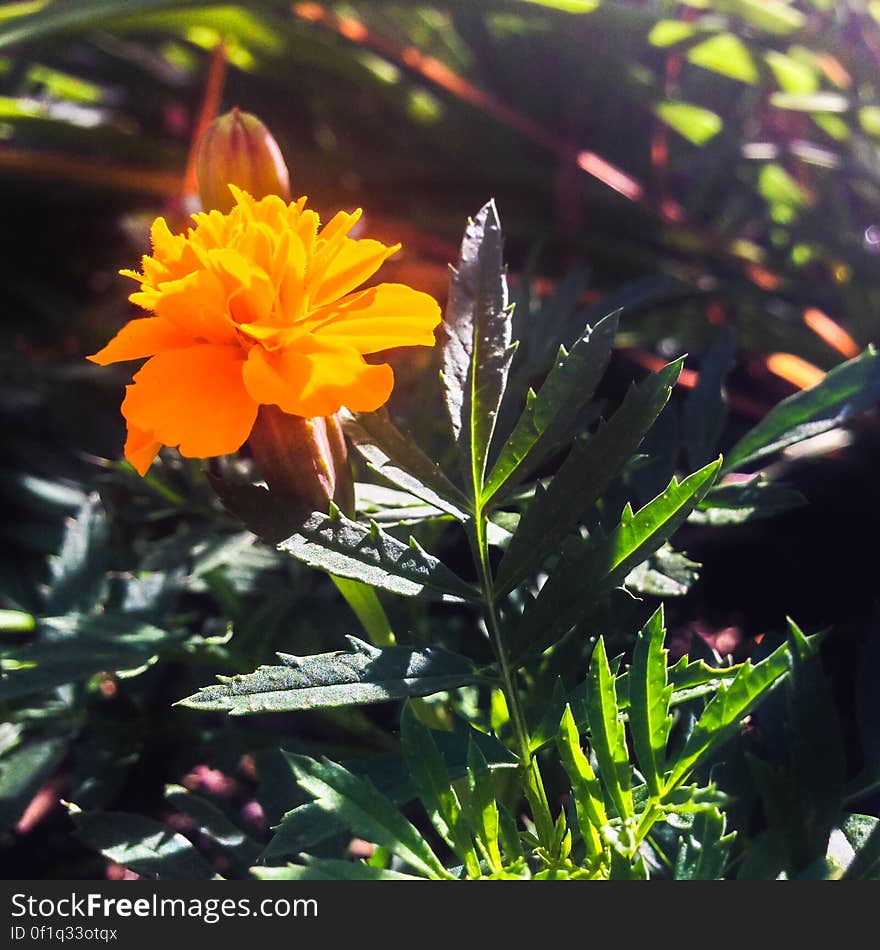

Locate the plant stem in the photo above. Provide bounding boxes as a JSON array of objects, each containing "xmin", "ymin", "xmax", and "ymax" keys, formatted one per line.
[{"xmin": 471, "ymin": 514, "xmax": 556, "ymax": 850}]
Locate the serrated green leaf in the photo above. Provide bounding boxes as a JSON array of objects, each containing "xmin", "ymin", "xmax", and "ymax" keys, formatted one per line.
[
  {"xmin": 71, "ymin": 810, "xmax": 217, "ymax": 880},
  {"xmin": 253, "ymin": 860, "xmax": 422, "ymax": 880},
  {"xmin": 668, "ymin": 639, "xmax": 796, "ymax": 787},
  {"xmin": 277, "ymin": 507, "xmax": 478, "ymax": 602},
  {"xmin": 564, "ymin": 653, "xmax": 744, "ymax": 742},
  {"xmin": 674, "ymin": 806, "xmax": 736, "ymax": 879},
  {"xmin": 482, "ymin": 311, "xmax": 619, "ymax": 507},
  {"xmin": 512, "ymin": 460, "xmax": 720, "ymax": 661},
  {"xmin": 723, "ymin": 348, "xmax": 880, "ymax": 472},
  {"xmin": 465, "ymin": 738, "xmax": 503, "ymax": 874},
  {"xmin": 497, "ymin": 359, "xmax": 683, "ymax": 594},
  {"xmin": 629, "ymin": 607, "xmax": 672, "ymax": 796},
  {"xmin": 400, "ymin": 703, "xmax": 479, "ymax": 874},
  {"xmin": 176, "ymin": 639, "xmax": 482, "ymax": 715},
  {"xmin": 261, "ymin": 721, "xmax": 517, "ymax": 862},
  {"xmin": 340, "ymin": 407, "xmax": 469, "ymax": 519},
  {"xmin": 285, "ymin": 754, "xmax": 452, "ymax": 879},
  {"xmin": 556, "ymin": 705, "xmax": 606, "ymax": 857},
  {"xmin": 441, "ymin": 200, "xmax": 516, "ymax": 499},
  {"xmin": 587, "ymin": 638, "xmax": 633, "ymax": 821}
]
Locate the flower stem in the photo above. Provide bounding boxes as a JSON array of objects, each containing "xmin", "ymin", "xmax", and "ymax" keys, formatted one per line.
[{"xmin": 471, "ymin": 513, "xmax": 555, "ymax": 851}]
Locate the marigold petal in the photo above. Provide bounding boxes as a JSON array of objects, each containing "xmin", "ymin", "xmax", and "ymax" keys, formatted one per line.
[
  {"xmin": 308, "ymin": 283, "xmax": 441, "ymax": 354},
  {"xmin": 122, "ymin": 345, "xmax": 257, "ymax": 459},
  {"xmin": 309, "ymin": 238, "xmax": 401, "ymax": 308},
  {"xmin": 87, "ymin": 317, "xmax": 195, "ymax": 365},
  {"xmin": 153, "ymin": 271, "xmax": 238, "ymax": 345},
  {"xmin": 124, "ymin": 426, "xmax": 162, "ymax": 477},
  {"xmin": 242, "ymin": 341, "xmax": 393, "ymax": 418}
]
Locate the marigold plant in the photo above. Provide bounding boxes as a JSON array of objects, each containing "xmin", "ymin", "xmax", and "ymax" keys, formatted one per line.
[{"xmin": 88, "ymin": 186, "xmax": 441, "ymax": 475}]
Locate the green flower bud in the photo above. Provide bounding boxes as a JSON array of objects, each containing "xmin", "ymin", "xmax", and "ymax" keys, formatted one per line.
[{"xmin": 196, "ymin": 108, "xmax": 291, "ymax": 212}]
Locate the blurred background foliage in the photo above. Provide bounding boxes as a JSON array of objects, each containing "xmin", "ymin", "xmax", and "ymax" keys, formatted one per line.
[{"xmin": 3, "ymin": 0, "xmax": 880, "ymax": 878}]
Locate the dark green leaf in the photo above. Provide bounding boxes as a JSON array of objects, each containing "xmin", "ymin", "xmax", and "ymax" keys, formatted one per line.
[
  {"xmin": 43, "ymin": 493, "xmax": 108, "ymax": 615},
  {"xmin": 482, "ymin": 311, "xmax": 619, "ymax": 506},
  {"xmin": 176, "ymin": 638, "xmax": 483, "ymax": 715},
  {"xmin": 340, "ymin": 408, "xmax": 469, "ymax": 519},
  {"xmin": 277, "ymin": 506, "xmax": 478, "ymax": 602},
  {"xmin": 669, "ymin": 638, "xmax": 796, "ymax": 787},
  {"xmin": 497, "ymin": 359, "xmax": 683, "ymax": 594},
  {"xmin": 400, "ymin": 703, "xmax": 478, "ymax": 873},
  {"xmin": 512, "ymin": 460, "xmax": 720, "ymax": 660},
  {"xmin": 684, "ymin": 330, "xmax": 736, "ymax": 470},
  {"xmin": 674, "ymin": 807, "xmax": 735, "ymax": 880},
  {"xmin": 440, "ymin": 200, "xmax": 516, "ymax": 499},
  {"xmin": 71, "ymin": 810, "xmax": 216, "ymax": 880},
  {"xmin": 464, "ymin": 738, "xmax": 502, "ymax": 873},
  {"xmin": 0, "ymin": 737, "xmax": 68, "ymax": 832},
  {"xmin": 692, "ymin": 476, "xmax": 806, "ymax": 525},
  {"xmin": 1, "ymin": 615, "xmax": 179, "ymax": 702},
  {"xmin": 723, "ymin": 347, "xmax": 880, "ymax": 472},
  {"xmin": 284, "ymin": 754, "xmax": 452, "ymax": 879},
  {"xmin": 164, "ymin": 784, "xmax": 262, "ymax": 868},
  {"xmin": 261, "ymin": 719, "xmax": 516, "ymax": 862}
]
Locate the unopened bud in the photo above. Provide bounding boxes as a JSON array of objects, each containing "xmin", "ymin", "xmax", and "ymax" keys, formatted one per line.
[
  {"xmin": 196, "ymin": 108, "xmax": 291, "ymax": 212},
  {"xmin": 247, "ymin": 405, "xmax": 355, "ymax": 517}
]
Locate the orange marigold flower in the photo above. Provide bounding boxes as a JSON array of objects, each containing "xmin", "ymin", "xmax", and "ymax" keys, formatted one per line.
[{"xmin": 89, "ymin": 186, "xmax": 441, "ymax": 476}]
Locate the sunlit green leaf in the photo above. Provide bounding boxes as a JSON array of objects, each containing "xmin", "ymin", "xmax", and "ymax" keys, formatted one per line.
[
  {"xmin": 285, "ymin": 754, "xmax": 452, "ymax": 879},
  {"xmin": 723, "ymin": 347, "xmax": 880, "ymax": 472},
  {"xmin": 441, "ymin": 200, "xmax": 516, "ymax": 500},
  {"xmin": 586, "ymin": 638, "xmax": 632, "ymax": 823},
  {"xmin": 628, "ymin": 607, "xmax": 672, "ymax": 796},
  {"xmin": 496, "ymin": 358, "xmax": 682, "ymax": 594}
]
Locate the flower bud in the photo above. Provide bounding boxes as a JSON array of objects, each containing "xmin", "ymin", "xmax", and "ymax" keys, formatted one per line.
[
  {"xmin": 195, "ymin": 108, "xmax": 291, "ymax": 213},
  {"xmin": 247, "ymin": 405, "xmax": 355, "ymax": 517}
]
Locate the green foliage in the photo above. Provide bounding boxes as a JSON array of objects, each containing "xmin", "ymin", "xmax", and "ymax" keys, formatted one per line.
[
  {"xmin": 176, "ymin": 638, "xmax": 484, "ymax": 715},
  {"xmin": 277, "ymin": 506, "xmax": 479, "ymax": 603},
  {"xmin": 722, "ymin": 347, "xmax": 880, "ymax": 473},
  {"xmin": 3, "ymin": 26, "xmax": 879, "ymax": 882},
  {"xmin": 441, "ymin": 200, "xmax": 516, "ymax": 504}
]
